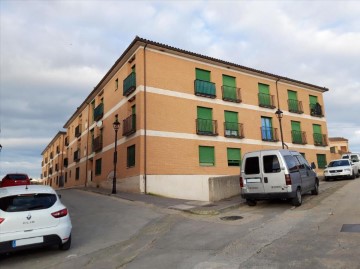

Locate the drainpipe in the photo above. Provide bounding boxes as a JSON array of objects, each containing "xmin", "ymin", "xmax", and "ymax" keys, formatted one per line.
[
  {"xmin": 144, "ymin": 43, "xmax": 148, "ymax": 194},
  {"xmin": 275, "ymin": 77, "xmax": 281, "ymax": 109}
]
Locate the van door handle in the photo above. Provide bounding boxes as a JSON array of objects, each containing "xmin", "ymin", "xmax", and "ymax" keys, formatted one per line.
[{"xmin": 264, "ymin": 177, "xmax": 268, "ymax": 183}]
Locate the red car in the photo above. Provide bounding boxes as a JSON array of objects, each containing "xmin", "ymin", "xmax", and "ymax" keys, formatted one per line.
[{"xmin": 0, "ymin": 173, "xmax": 31, "ymax": 187}]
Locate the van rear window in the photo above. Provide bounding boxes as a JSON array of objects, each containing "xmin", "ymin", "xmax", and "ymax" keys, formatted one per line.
[
  {"xmin": 244, "ymin": 157, "xmax": 260, "ymax": 174},
  {"xmin": 263, "ymin": 155, "xmax": 281, "ymax": 173},
  {"xmin": 0, "ymin": 193, "xmax": 57, "ymax": 212}
]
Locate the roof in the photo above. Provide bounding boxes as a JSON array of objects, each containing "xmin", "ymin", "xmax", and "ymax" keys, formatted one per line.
[
  {"xmin": 63, "ymin": 36, "xmax": 330, "ymax": 127},
  {"xmin": 329, "ymin": 137, "xmax": 349, "ymax": 142},
  {"xmin": 41, "ymin": 131, "xmax": 66, "ymax": 155}
]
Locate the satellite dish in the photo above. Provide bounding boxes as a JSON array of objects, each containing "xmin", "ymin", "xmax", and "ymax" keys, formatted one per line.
[{"xmin": 96, "ymin": 121, "xmax": 103, "ymax": 128}]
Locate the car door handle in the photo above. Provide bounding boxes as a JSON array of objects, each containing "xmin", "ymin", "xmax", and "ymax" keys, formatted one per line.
[{"xmin": 264, "ymin": 177, "xmax": 268, "ymax": 183}]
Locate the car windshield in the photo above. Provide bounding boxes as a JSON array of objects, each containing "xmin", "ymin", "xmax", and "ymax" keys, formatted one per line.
[
  {"xmin": 0, "ymin": 193, "xmax": 56, "ymax": 212},
  {"xmin": 328, "ymin": 160, "xmax": 350, "ymax": 167}
]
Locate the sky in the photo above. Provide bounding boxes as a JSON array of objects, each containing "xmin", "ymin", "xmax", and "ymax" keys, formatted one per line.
[{"xmin": 0, "ymin": 0, "xmax": 359, "ymax": 179}]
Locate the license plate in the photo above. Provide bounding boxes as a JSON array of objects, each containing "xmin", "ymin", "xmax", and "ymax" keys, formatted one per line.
[
  {"xmin": 12, "ymin": 236, "xmax": 44, "ymax": 247},
  {"xmin": 246, "ymin": 178, "xmax": 261, "ymax": 183}
]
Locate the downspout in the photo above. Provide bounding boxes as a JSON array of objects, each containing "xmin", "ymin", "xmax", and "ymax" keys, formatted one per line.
[
  {"xmin": 143, "ymin": 43, "xmax": 148, "ymax": 194},
  {"xmin": 275, "ymin": 78, "xmax": 281, "ymax": 109}
]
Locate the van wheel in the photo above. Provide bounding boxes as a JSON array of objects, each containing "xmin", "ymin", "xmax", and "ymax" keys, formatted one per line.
[
  {"xmin": 292, "ymin": 189, "xmax": 302, "ymax": 206},
  {"xmin": 246, "ymin": 199, "xmax": 257, "ymax": 206},
  {"xmin": 311, "ymin": 180, "xmax": 319, "ymax": 195}
]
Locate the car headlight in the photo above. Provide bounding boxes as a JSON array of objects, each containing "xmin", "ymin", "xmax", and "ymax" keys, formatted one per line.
[{"xmin": 344, "ymin": 169, "xmax": 351, "ymax": 172}]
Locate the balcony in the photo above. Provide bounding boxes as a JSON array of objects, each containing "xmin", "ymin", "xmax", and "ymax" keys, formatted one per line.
[
  {"xmin": 310, "ymin": 103, "xmax": 323, "ymax": 117},
  {"xmin": 260, "ymin": 127, "xmax": 279, "ymax": 142},
  {"xmin": 92, "ymin": 135, "xmax": 103, "ymax": 152},
  {"xmin": 75, "ymin": 125, "xmax": 82, "ymax": 138},
  {"xmin": 224, "ymin": 122, "xmax": 244, "ymax": 138},
  {"xmin": 258, "ymin": 93, "xmax": 276, "ymax": 108},
  {"xmin": 74, "ymin": 149, "xmax": 80, "ymax": 162},
  {"xmin": 194, "ymin": 79, "xmax": 216, "ymax": 98},
  {"xmin": 93, "ymin": 103, "xmax": 104, "ymax": 121},
  {"xmin": 221, "ymin": 86, "xmax": 241, "ymax": 103},
  {"xmin": 123, "ymin": 72, "xmax": 136, "ymax": 96},
  {"xmin": 291, "ymin": 130, "xmax": 307, "ymax": 144},
  {"xmin": 123, "ymin": 114, "xmax": 136, "ymax": 136},
  {"xmin": 288, "ymin": 99, "xmax": 304, "ymax": 114},
  {"xmin": 313, "ymin": 133, "xmax": 328, "ymax": 146},
  {"xmin": 196, "ymin": 119, "xmax": 218, "ymax": 136}
]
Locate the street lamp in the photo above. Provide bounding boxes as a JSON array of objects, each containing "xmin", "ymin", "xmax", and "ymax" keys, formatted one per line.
[
  {"xmin": 112, "ymin": 118, "xmax": 121, "ymax": 194},
  {"xmin": 275, "ymin": 108, "xmax": 285, "ymax": 149}
]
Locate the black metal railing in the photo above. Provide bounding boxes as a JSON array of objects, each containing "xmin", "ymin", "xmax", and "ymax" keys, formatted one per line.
[
  {"xmin": 288, "ymin": 99, "xmax": 304, "ymax": 114},
  {"xmin": 258, "ymin": 93, "xmax": 276, "ymax": 108},
  {"xmin": 123, "ymin": 114, "xmax": 136, "ymax": 136},
  {"xmin": 291, "ymin": 130, "xmax": 307, "ymax": 144},
  {"xmin": 92, "ymin": 135, "xmax": 103, "ymax": 152},
  {"xmin": 75, "ymin": 125, "xmax": 82, "ymax": 138},
  {"xmin": 194, "ymin": 79, "xmax": 216, "ymax": 98},
  {"xmin": 310, "ymin": 103, "xmax": 323, "ymax": 117},
  {"xmin": 93, "ymin": 103, "xmax": 104, "ymax": 121},
  {"xmin": 221, "ymin": 86, "xmax": 241, "ymax": 103},
  {"xmin": 313, "ymin": 133, "xmax": 328, "ymax": 146},
  {"xmin": 123, "ymin": 72, "xmax": 136, "ymax": 96},
  {"xmin": 196, "ymin": 119, "xmax": 218, "ymax": 136},
  {"xmin": 260, "ymin": 127, "xmax": 279, "ymax": 142},
  {"xmin": 224, "ymin": 122, "xmax": 244, "ymax": 138}
]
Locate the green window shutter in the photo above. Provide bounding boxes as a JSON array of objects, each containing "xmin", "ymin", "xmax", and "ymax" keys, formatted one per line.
[
  {"xmin": 95, "ymin": 158, "xmax": 102, "ymax": 175},
  {"xmin": 313, "ymin": 124, "xmax": 322, "ymax": 134},
  {"xmin": 291, "ymin": 121, "xmax": 301, "ymax": 132},
  {"xmin": 291, "ymin": 121, "xmax": 302, "ymax": 143},
  {"xmin": 317, "ymin": 154, "xmax": 327, "ymax": 169},
  {"xmin": 224, "ymin": 111, "xmax": 238, "ymax": 135},
  {"xmin": 313, "ymin": 124, "xmax": 322, "ymax": 144},
  {"xmin": 258, "ymin": 83, "xmax": 271, "ymax": 106},
  {"xmin": 288, "ymin": 90, "xmax": 298, "ymax": 101},
  {"xmin": 288, "ymin": 90, "xmax": 299, "ymax": 112},
  {"xmin": 196, "ymin": 68, "xmax": 211, "ymax": 81},
  {"xmin": 199, "ymin": 146, "xmax": 215, "ymax": 166},
  {"xmin": 197, "ymin": 107, "xmax": 213, "ymax": 134},
  {"xmin": 225, "ymin": 111, "xmax": 238, "ymax": 123},
  {"xmin": 309, "ymin": 95, "xmax": 318, "ymax": 106},
  {"xmin": 258, "ymin": 83, "xmax": 270, "ymax": 95},
  {"xmin": 227, "ymin": 148, "xmax": 241, "ymax": 166},
  {"xmin": 127, "ymin": 145, "xmax": 135, "ymax": 167},
  {"xmin": 223, "ymin": 75, "xmax": 236, "ymax": 87},
  {"xmin": 197, "ymin": 107, "xmax": 212, "ymax": 120}
]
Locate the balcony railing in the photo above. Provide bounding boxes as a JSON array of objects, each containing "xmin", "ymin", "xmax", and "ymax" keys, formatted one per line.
[
  {"xmin": 74, "ymin": 149, "xmax": 80, "ymax": 162},
  {"xmin": 196, "ymin": 119, "xmax": 218, "ymax": 136},
  {"xmin": 310, "ymin": 103, "xmax": 323, "ymax": 117},
  {"xmin": 224, "ymin": 122, "xmax": 244, "ymax": 138},
  {"xmin": 123, "ymin": 72, "xmax": 136, "ymax": 96},
  {"xmin": 258, "ymin": 93, "xmax": 276, "ymax": 108},
  {"xmin": 93, "ymin": 103, "xmax": 104, "ymax": 121},
  {"xmin": 260, "ymin": 127, "xmax": 279, "ymax": 142},
  {"xmin": 92, "ymin": 135, "xmax": 103, "ymax": 152},
  {"xmin": 75, "ymin": 125, "xmax": 82, "ymax": 138},
  {"xmin": 194, "ymin": 79, "xmax": 216, "ymax": 98},
  {"xmin": 288, "ymin": 99, "xmax": 304, "ymax": 114},
  {"xmin": 291, "ymin": 130, "xmax": 307, "ymax": 144},
  {"xmin": 221, "ymin": 86, "xmax": 241, "ymax": 103},
  {"xmin": 123, "ymin": 114, "xmax": 136, "ymax": 136},
  {"xmin": 313, "ymin": 133, "xmax": 328, "ymax": 146}
]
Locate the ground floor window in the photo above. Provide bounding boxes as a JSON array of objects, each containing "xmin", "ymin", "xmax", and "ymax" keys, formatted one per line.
[
  {"xmin": 127, "ymin": 145, "xmax": 135, "ymax": 168},
  {"xmin": 227, "ymin": 148, "xmax": 241, "ymax": 166},
  {"xmin": 317, "ymin": 154, "xmax": 327, "ymax": 168},
  {"xmin": 95, "ymin": 158, "xmax": 102, "ymax": 175},
  {"xmin": 75, "ymin": 167, "xmax": 80, "ymax": 180},
  {"xmin": 199, "ymin": 146, "xmax": 215, "ymax": 166}
]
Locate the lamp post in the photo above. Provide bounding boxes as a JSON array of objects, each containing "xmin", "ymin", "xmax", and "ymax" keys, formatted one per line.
[
  {"xmin": 112, "ymin": 118, "xmax": 121, "ymax": 194},
  {"xmin": 275, "ymin": 108, "xmax": 285, "ymax": 149}
]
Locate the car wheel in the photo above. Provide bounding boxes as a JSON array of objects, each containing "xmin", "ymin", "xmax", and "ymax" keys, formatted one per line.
[
  {"xmin": 311, "ymin": 180, "xmax": 319, "ymax": 195},
  {"xmin": 246, "ymin": 199, "xmax": 257, "ymax": 206},
  {"xmin": 292, "ymin": 188, "xmax": 302, "ymax": 206},
  {"xmin": 324, "ymin": 176, "xmax": 328, "ymax": 181},
  {"xmin": 351, "ymin": 171, "xmax": 356, "ymax": 180},
  {"xmin": 59, "ymin": 234, "xmax": 71, "ymax": 251}
]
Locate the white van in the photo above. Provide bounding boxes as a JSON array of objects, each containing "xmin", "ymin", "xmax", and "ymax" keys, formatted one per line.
[
  {"xmin": 341, "ymin": 153, "xmax": 360, "ymax": 177},
  {"xmin": 240, "ymin": 149, "xmax": 319, "ymax": 206}
]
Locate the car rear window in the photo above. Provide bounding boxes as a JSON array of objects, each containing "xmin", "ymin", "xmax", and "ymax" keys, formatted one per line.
[
  {"xmin": 244, "ymin": 157, "xmax": 260, "ymax": 174},
  {"xmin": 263, "ymin": 155, "xmax": 281, "ymax": 173},
  {"xmin": 6, "ymin": 174, "xmax": 29, "ymax": 180},
  {"xmin": 0, "ymin": 193, "xmax": 57, "ymax": 212}
]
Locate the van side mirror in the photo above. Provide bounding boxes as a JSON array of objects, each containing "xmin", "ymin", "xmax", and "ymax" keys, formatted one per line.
[{"xmin": 311, "ymin": 162, "xmax": 316, "ymax": 169}]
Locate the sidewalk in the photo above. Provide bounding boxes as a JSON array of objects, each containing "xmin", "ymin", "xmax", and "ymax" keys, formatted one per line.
[{"xmin": 78, "ymin": 186, "xmax": 245, "ymax": 215}]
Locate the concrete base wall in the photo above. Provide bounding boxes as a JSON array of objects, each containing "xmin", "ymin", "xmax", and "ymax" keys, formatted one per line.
[{"xmin": 208, "ymin": 175, "xmax": 241, "ymax": 202}]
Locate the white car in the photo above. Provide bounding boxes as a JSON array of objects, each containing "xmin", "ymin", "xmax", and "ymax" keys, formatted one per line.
[
  {"xmin": 342, "ymin": 153, "xmax": 360, "ymax": 177},
  {"xmin": 0, "ymin": 185, "xmax": 72, "ymax": 254},
  {"xmin": 324, "ymin": 159, "xmax": 358, "ymax": 181}
]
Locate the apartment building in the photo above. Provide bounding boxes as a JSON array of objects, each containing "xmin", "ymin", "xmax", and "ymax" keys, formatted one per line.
[
  {"xmin": 41, "ymin": 36, "xmax": 331, "ymax": 201},
  {"xmin": 329, "ymin": 137, "xmax": 350, "ymax": 156}
]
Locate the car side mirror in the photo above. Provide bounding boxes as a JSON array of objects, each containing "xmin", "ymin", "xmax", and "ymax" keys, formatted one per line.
[
  {"xmin": 29, "ymin": 178, "xmax": 33, "ymax": 181},
  {"xmin": 311, "ymin": 162, "xmax": 316, "ymax": 169}
]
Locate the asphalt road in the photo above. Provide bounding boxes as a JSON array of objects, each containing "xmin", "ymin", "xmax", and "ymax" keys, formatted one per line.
[{"xmin": 1, "ymin": 179, "xmax": 360, "ymax": 269}]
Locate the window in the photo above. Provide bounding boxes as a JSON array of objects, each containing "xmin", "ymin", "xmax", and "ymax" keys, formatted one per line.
[
  {"xmin": 330, "ymin": 147, "xmax": 336, "ymax": 153},
  {"xmin": 75, "ymin": 167, "xmax": 80, "ymax": 180},
  {"xmin": 317, "ymin": 154, "xmax": 327, "ymax": 169},
  {"xmin": 195, "ymin": 68, "xmax": 216, "ymax": 98},
  {"xmin": 199, "ymin": 146, "xmax": 215, "ymax": 166},
  {"xmin": 197, "ymin": 107, "xmax": 217, "ymax": 135},
  {"xmin": 95, "ymin": 158, "xmax": 102, "ymax": 175},
  {"xmin": 263, "ymin": 155, "xmax": 281, "ymax": 173},
  {"xmin": 313, "ymin": 124, "xmax": 323, "ymax": 145},
  {"xmin": 115, "ymin": 78, "xmax": 118, "ymax": 90},
  {"xmin": 244, "ymin": 157, "xmax": 260, "ymax": 174},
  {"xmin": 291, "ymin": 121, "xmax": 304, "ymax": 144},
  {"xmin": 196, "ymin": 68, "xmax": 211, "ymax": 81},
  {"xmin": 227, "ymin": 148, "xmax": 241, "ymax": 166},
  {"xmin": 284, "ymin": 155, "xmax": 300, "ymax": 173},
  {"xmin": 127, "ymin": 145, "xmax": 135, "ymax": 168},
  {"xmin": 222, "ymin": 75, "xmax": 240, "ymax": 102},
  {"xmin": 258, "ymin": 83, "xmax": 274, "ymax": 108},
  {"xmin": 288, "ymin": 90, "xmax": 302, "ymax": 113},
  {"xmin": 224, "ymin": 111, "xmax": 239, "ymax": 137},
  {"xmin": 261, "ymin": 117, "xmax": 276, "ymax": 141}
]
